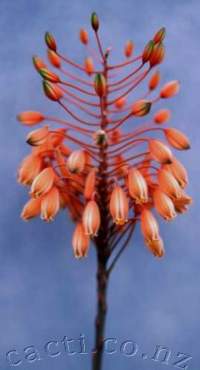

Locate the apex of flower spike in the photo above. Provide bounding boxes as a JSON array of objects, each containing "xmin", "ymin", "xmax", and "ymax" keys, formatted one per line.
[
  {"xmin": 45, "ymin": 32, "xmax": 57, "ymax": 51},
  {"xmin": 153, "ymin": 27, "xmax": 166, "ymax": 44},
  {"xmin": 43, "ymin": 80, "xmax": 63, "ymax": 101},
  {"xmin": 94, "ymin": 73, "xmax": 106, "ymax": 97},
  {"xmin": 91, "ymin": 12, "xmax": 99, "ymax": 32}
]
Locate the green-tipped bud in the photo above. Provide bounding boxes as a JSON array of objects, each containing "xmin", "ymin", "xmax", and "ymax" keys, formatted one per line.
[
  {"xmin": 93, "ymin": 130, "xmax": 107, "ymax": 146},
  {"xmin": 39, "ymin": 68, "xmax": 60, "ymax": 83},
  {"xmin": 153, "ymin": 27, "xmax": 166, "ymax": 44},
  {"xmin": 43, "ymin": 80, "xmax": 63, "ymax": 101},
  {"xmin": 94, "ymin": 73, "xmax": 106, "ymax": 97},
  {"xmin": 45, "ymin": 32, "xmax": 57, "ymax": 51},
  {"xmin": 132, "ymin": 99, "xmax": 152, "ymax": 117},
  {"xmin": 142, "ymin": 40, "xmax": 154, "ymax": 64},
  {"xmin": 91, "ymin": 12, "xmax": 99, "ymax": 32},
  {"xmin": 32, "ymin": 56, "xmax": 46, "ymax": 72}
]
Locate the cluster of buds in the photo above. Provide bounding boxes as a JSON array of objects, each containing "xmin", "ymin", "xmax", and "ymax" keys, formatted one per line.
[{"xmin": 18, "ymin": 13, "xmax": 191, "ymax": 260}]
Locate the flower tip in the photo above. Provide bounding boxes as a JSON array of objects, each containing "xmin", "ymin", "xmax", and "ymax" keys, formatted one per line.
[
  {"xmin": 43, "ymin": 80, "xmax": 63, "ymax": 101},
  {"xmin": 153, "ymin": 27, "xmax": 166, "ymax": 44},
  {"xmin": 91, "ymin": 12, "xmax": 99, "ymax": 32},
  {"xmin": 142, "ymin": 40, "xmax": 154, "ymax": 64},
  {"xmin": 132, "ymin": 99, "xmax": 151, "ymax": 117}
]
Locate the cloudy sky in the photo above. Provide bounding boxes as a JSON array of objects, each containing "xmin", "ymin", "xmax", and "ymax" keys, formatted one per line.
[{"xmin": 0, "ymin": 0, "xmax": 199, "ymax": 369}]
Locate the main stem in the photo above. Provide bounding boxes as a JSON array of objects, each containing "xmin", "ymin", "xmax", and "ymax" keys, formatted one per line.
[{"xmin": 92, "ymin": 51, "xmax": 110, "ymax": 370}]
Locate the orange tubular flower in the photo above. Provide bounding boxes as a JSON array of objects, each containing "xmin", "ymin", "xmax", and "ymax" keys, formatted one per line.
[
  {"xmin": 41, "ymin": 187, "xmax": 60, "ymax": 222},
  {"xmin": 164, "ymin": 128, "xmax": 190, "ymax": 150},
  {"xmin": 84, "ymin": 169, "xmax": 96, "ymax": 200},
  {"xmin": 154, "ymin": 109, "xmax": 171, "ymax": 124},
  {"xmin": 21, "ymin": 197, "xmax": 41, "ymax": 220},
  {"xmin": 158, "ymin": 168, "xmax": 182, "ymax": 199},
  {"xmin": 109, "ymin": 185, "xmax": 129, "ymax": 225},
  {"xmin": 80, "ymin": 29, "xmax": 89, "ymax": 45},
  {"xmin": 141, "ymin": 209, "xmax": 159, "ymax": 244},
  {"xmin": 67, "ymin": 150, "xmax": 86, "ymax": 174},
  {"xmin": 26, "ymin": 126, "xmax": 49, "ymax": 146},
  {"xmin": 17, "ymin": 111, "xmax": 45, "ymax": 126},
  {"xmin": 160, "ymin": 80, "xmax": 180, "ymax": 98},
  {"xmin": 85, "ymin": 57, "xmax": 94, "ymax": 75},
  {"xmin": 165, "ymin": 157, "xmax": 188, "ymax": 188},
  {"xmin": 146, "ymin": 237, "xmax": 165, "ymax": 258},
  {"xmin": 173, "ymin": 192, "xmax": 192, "ymax": 214},
  {"xmin": 18, "ymin": 154, "xmax": 42, "ymax": 185},
  {"xmin": 153, "ymin": 188, "xmax": 176, "ymax": 220},
  {"xmin": 72, "ymin": 223, "xmax": 90, "ymax": 258},
  {"xmin": 148, "ymin": 70, "xmax": 160, "ymax": 91},
  {"xmin": 149, "ymin": 42, "xmax": 165, "ymax": 67},
  {"xmin": 124, "ymin": 40, "xmax": 134, "ymax": 58},
  {"xmin": 128, "ymin": 168, "xmax": 148, "ymax": 204},
  {"xmin": 30, "ymin": 167, "xmax": 55, "ymax": 198},
  {"xmin": 149, "ymin": 139, "xmax": 172, "ymax": 164},
  {"xmin": 82, "ymin": 200, "xmax": 101, "ymax": 236}
]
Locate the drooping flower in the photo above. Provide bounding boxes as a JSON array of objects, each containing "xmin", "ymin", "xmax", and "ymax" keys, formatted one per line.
[
  {"xmin": 72, "ymin": 222, "xmax": 90, "ymax": 258},
  {"xmin": 128, "ymin": 168, "xmax": 148, "ymax": 204},
  {"xmin": 30, "ymin": 167, "xmax": 56, "ymax": 198},
  {"xmin": 83, "ymin": 200, "xmax": 101, "ymax": 236},
  {"xmin": 153, "ymin": 188, "xmax": 176, "ymax": 220},
  {"xmin": 164, "ymin": 128, "xmax": 190, "ymax": 150},
  {"xmin": 21, "ymin": 197, "xmax": 41, "ymax": 220},
  {"xmin": 149, "ymin": 139, "xmax": 172, "ymax": 164},
  {"xmin": 109, "ymin": 185, "xmax": 129, "ymax": 225},
  {"xmin": 67, "ymin": 150, "xmax": 86, "ymax": 174},
  {"xmin": 41, "ymin": 187, "xmax": 60, "ymax": 222}
]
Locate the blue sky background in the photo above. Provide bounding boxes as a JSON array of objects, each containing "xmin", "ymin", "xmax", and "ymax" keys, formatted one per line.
[{"xmin": 0, "ymin": 0, "xmax": 199, "ymax": 369}]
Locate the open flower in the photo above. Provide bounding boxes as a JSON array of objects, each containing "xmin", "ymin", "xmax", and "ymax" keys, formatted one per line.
[
  {"xmin": 41, "ymin": 187, "xmax": 60, "ymax": 221},
  {"xmin": 153, "ymin": 188, "xmax": 176, "ymax": 220},
  {"xmin": 149, "ymin": 139, "xmax": 172, "ymax": 164},
  {"xmin": 18, "ymin": 154, "xmax": 42, "ymax": 185},
  {"xmin": 128, "ymin": 168, "xmax": 148, "ymax": 204},
  {"xmin": 141, "ymin": 209, "xmax": 160, "ymax": 244},
  {"xmin": 21, "ymin": 197, "xmax": 41, "ymax": 220},
  {"xmin": 158, "ymin": 168, "xmax": 182, "ymax": 199},
  {"xmin": 83, "ymin": 200, "xmax": 101, "ymax": 236},
  {"xmin": 109, "ymin": 185, "xmax": 129, "ymax": 225},
  {"xmin": 72, "ymin": 223, "xmax": 90, "ymax": 258},
  {"xmin": 30, "ymin": 167, "xmax": 55, "ymax": 198}
]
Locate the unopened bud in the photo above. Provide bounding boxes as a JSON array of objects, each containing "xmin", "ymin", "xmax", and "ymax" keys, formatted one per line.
[
  {"xmin": 43, "ymin": 81, "xmax": 63, "ymax": 101},
  {"xmin": 93, "ymin": 130, "xmax": 107, "ymax": 146},
  {"xmin": 84, "ymin": 57, "xmax": 94, "ymax": 75},
  {"xmin": 94, "ymin": 73, "xmax": 106, "ymax": 97},
  {"xmin": 80, "ymin": 29, "xmax": 89, "ymax": 44},
  {"xmin": 124, "ymin": 40, "xmax": 134, "ymax": 58},
  {"xmin": 142, "ymin": 40, "xmax": 154, "ymax": 64},
  {"xmin": 45, "ymin": 32, "xmax": 57, "ymax": 51},
  {"xmin": 17, "ymin": 111, "xmax": 45, "ymax": 126},
  {"xmin": 39, "ymin": 68, "xmax": 60, "ymax": 83},
  {"xmin": 148, "ymin": 70, "xmax": 160, "ymax": 90},
  {"xmin": 160, "ymin": 80, "xmax": 180, "ymax": 99},
  {"xmin": 153, "ymin": 27, "xmax": 166, "ymax": 44},
  {"xmin": 132, "ymin": 99, "xmax": 151, "ymax": 116},
  {"xmin": 150, "ymin": 42, "xmax": 165, "ymax": 67},
  {"xmin": 91, "ymin": 12, "xmax": 99, "ymax": 32},
  {"xmin": 32, "ymin": 56, "xmax": 46, "ymax": 72},
  {"xmin": 47, "ymin": 50, "xmax": 61, "ymax": 68}
]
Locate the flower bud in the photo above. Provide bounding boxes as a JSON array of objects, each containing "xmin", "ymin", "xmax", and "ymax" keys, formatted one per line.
[
  {"xmin": 67, "ymin": 150, "xmax": 86, "ymax": 174},
  {"xmin": 145, "ymin": 237, "xmax": 165, "ymax": 257},
  {"xmin": 30, "ymin": 167, "xmax": 55, "ymax": 198},
  {"xmin": 109, "ymin": 186, "xmax": 129, "ymax": 225},
  {"xmin": 83, "ymin": 200, "xmax": 101, "ymax": 236},
  {"xmin": 132, "ymin": 99, "xmax": 151, "ymax": 116},
  {"xmin": 154, "ymin": 109, "xmax": 171, "ymax": 124},
  {"xmin": 164, "ymin": 128, "xmax": 190, "ymax": 150},
  {"xmin": 148, "ymin": 70, "xmax": 160, "ymax": 90},
  {"xmin": 153, "ymin": 27, "xmax": 166, "ymax": 44},
  {"xmin": 153, "ymin": 189, "xmax": 176, "ymax": 221},
  {"xmin": 17, "ymin": 111, "xmax": 45, "ymax": 126},
  {"xmin": 149, "ymin": 139, "xmax": 172, "ymax": 164},
  {"xmin": 128, "ymin": 168, "xmax": 148, "ymax": 204},
  {"xmin": 109, "ymin": 129, "xmax": 122, "ymax": 144},
  {"xmin": 72, "ymin": 223, "xmax": 90, "ymax": 258},
  {"xmin": 43, "ymin": 81, "xmax": 63, "ymax": 101},
  {"xmin": 173, "ymin": 192, "xmax": 192, "ymax": 214},
  {"xmin": 39, "ymin": 68, "xmax": 60, "ymax": 83},
  {"xmin": 93, "ymin": 129, "xmax": 107, "ymax": 146},
  {"xmin": 41, "ymin": 187, "xmax": 60, "ymax": 222},
  {"xmin": 150, "ymin": 42, "xmax": 165, "ymax": 67},
  {"xmin": 124, "ymin": 40, "xmax": 134, "ymax": 58},
  {"xmin": 18, "ymin": 155, "xmax": 42, "ymax": 185},
  {"xmin": 84, "ymin": 57, "xmax": 94, "ymax": 75},
  {"xmin": 115, "ymin": 97, "xmax": 126, "ymax": 109},
  {"xmin": 26, "ymin": 126, "xmax": 49, "ymax": 146},
  {"xmin": 141, "ymin": 209, "xmax": 159, "ymax": 243},
  {"xmin": 94, "ymin": 73, "xmax": 106, "ymax": 97},
  {"xmin": 165, "ymin": 157, "xmax": 188, "ymax": 188},
  {"xmin": 84, "ymin": 169, "xmax": 96, "ymax": 200},
  {"xmin": 47, "ymin": 50, "xmax": 61, "ymax": 68},
  {"xmin": 32, "ymin": 56, "xmax": 46, "ymax": 72},
  {"xmin": 21, "ymin": 198, "xmax": 41, "ymax": 221},
  {"xmin": 91, "ymin": 12, "xmax": 99, "ymax": 32},
  {"xmin": 160, "ymin": 80, "xmax": 180, "ymax": 98},
  {"xmin": 158, "ymin": 169, "xmax": 182, "ymax": 199},
  {"xmin": 142, "ymin": 40, "xmax": 154, "ymax": 64},
  {"xmin": 80, "ymin": 29, "xmax": 89, "ymax": 44},
  {"xmin": 45, "ymin": 32, "xmax": 57, "ymax": 51}
]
